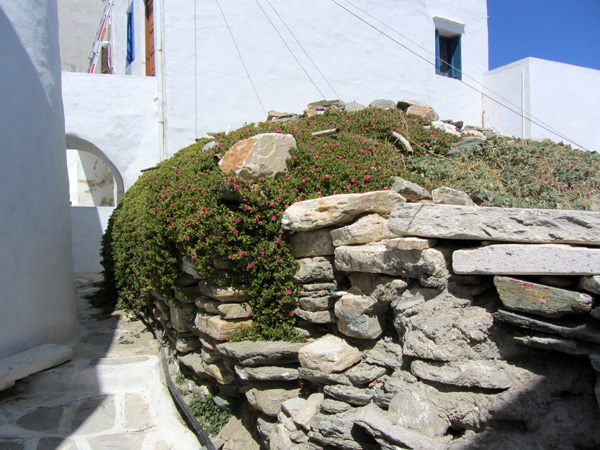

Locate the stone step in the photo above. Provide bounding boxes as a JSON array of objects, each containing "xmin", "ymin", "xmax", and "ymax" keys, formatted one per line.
[
  {"xmin": 0, "ymin": 344, "xmax": 72, "ymax": 391},
  {"xmin": 389, "ymin": 203, "xmax": 600, "ymax": 244}
]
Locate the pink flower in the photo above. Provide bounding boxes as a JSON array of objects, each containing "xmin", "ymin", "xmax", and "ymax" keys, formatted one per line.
[
  {"xmin": 289, "ymin": 312, "xmax": 294, "ymax": 317},
  {"xmin": 240, "ymin": 250, "xmax": 245, "ymax": 255},
  {"xmin": 287, "ymin": 289, "xmax": 292, "ymax": 295},
  {"xmin": 271, "ymin": 216, "xmax": 277, "ymax": 221},
  {"xmin": 248, "ymin": 263, "xmax": 253, "ymax": 268}
]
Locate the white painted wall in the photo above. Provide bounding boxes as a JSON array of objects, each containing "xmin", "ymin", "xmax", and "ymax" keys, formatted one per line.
[
  {"xmin": 71, "ymin": 207, "xmax": 115, "ymax": 272},
  {"xmin": 188, "ymin": 0, "xmax": 489, "ymax": 140},
  {"xmin": 67, "ymin": 150, "xmax": 116, "ymax": 206},
  {"xmin": 62, "ymin": 72, "xmax": 160, "ymax": 190},
  {"xmin": 57, "ymin": 0, "xmax": 105, "ymax": 73},
  {"xmin": 0, "ymin": 0, "xmax": 79, "ymax": 359},
  {"xmin": 483, "ymin": 57, "xmax": 600, "ymax": 152}
]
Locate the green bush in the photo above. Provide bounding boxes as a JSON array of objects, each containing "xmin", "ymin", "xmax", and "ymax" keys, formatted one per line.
[
  {"xmin": 189, "ymin": 393, "xmax": 231, "ymax": 436},
  {"xmin": 96, "ymin": 107, "xmax": 600, "ymax": 340}
]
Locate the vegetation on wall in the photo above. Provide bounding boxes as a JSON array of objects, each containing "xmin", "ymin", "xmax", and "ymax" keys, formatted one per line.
[{"xmin": 92, "ymin": 107, "xmax": 600, "ymax": 340}]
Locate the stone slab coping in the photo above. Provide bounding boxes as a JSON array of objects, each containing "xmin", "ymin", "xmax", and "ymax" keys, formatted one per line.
[{"xmin": 0, "ymin": 343, "xmax": 73, "ymax": 391}]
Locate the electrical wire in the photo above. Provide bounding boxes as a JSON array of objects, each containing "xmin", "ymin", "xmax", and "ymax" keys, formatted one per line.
[
  {"xmin": 264, "ymin": 0, "xmax": 341, "ymax": 99},
  {"xmin": 330, "ymin": 0, "xmax": 588, "ymax": 150},
  {"xmin": 254, "ymin": 0, "xmax": 327, "ymax": 99},
  {"xmin": 215, "ymin": 0, "xmax": 267, "ymax": 117},
  {"xmin": 340, "ymin": 0, "xmax": 571, "ymax": 145}
]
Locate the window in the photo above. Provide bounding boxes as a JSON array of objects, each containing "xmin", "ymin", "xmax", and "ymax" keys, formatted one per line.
[
  {"xmin": 126, "ymin": 2, "xmax": 135, "ymax": 67},
  {"xmin": 434, "ymin": 17, "xmax": 464, "ymax": 80}
]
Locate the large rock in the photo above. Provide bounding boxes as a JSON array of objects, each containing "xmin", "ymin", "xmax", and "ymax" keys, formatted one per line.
[
  {"xmin": 406, "ymin": 104, "xmax": 439, "ymax": 121},
  {"xmin": 298, "ymin": 335, "xmax": 361, "ymax": 373},
  {"xmin": 292, "ymin": 256, "xmax": 335, "ymax": 283},
  {"xmin": 194, "ymin": 313, "xmax": 251, "ymax": 341},
  {"xmin": 389, "ymin": 203, "xmax": 600, "ymax": 245},
  {"xmin": 179, "ymin": 353, "xmax": 234, "ymax": 384},
  {"xmin": 169, "ymin": 303, "xmax": 197, "ymax": 333},
  {"xmin": 298, "ymin": 367, "xmax": 352, "ymax": 386},
  {"xmin": 348, "ymin": 273, "xmax": 408, "ymax": 304},
  {"xmin": 494, "ymin": 276, "xmax": 593, "ymax": 318},
  {"xmin": 388, "ymin": 389, "xmax": 450, "ymax": 436},
  {"xmin": 345, "ymin": 363, "xmax": 387, "ymax": 385},
  {"xmin": 362, "ymin": 340, "xmax": 404, "ymax": 369},
  {"xmin": 245, "ymin": 386, "xmax": 301, "ymax": 417},
  {"xmin": 293, "ymin": 308, "xmax": 336, "ymax": 324},
  {"xmin": 309, "ymin": 410, "xmax": 372, "ymax": 450},
  {"xmin": 286, "ymin": 393, "xmax": 324, "ymax": 431},
  {"xmin": 355, "ymin": 403, "xmax": 450, "ymax": 450},
  {"xmin": 330, "ymin": 214, "xmax": 397, "ymax": 247},
  {"xmin": 431, "ymin": 186, "xmax": 476, "ymax": 206},
  {"xmin": 324, "ymin": 385, "xmax": 374, "ymax": 406},
  {"xmin": 218, "ymin": 302, "xmax": 252, "ymax": 319},
  {"xmin": 282, "ymin": 191, "xmax": 405, "ymax": 232},
  {"xmin": 290, "ymin": 228, "xmax": 335, "ymax": 257},
  {"xmin": 578, "ymin": 275, "xmax": 600, "ymax": 295},
  {"xmin": 334, "ymin": 293, "xmax": 386, "ymax": 339},
  {"xmin": 217, "ymin": 341, "xmax": 306, "ymax": 366},
  {"xmin": 335, "ymin": 244, "xmax": 449, "ymax": 288},
  {"xmin": 410, "ymin": 359, "xmax": 516, "ymax": 390},
  {"xmin": 395, "ymin": 292, "xmax": 499, "ymax": 361},
  {"xmin": 369, "ymin": 99, "xmax": 396, "ymax": 109},
  {"xmin": 218, "ymin": 133, "xmax": 295, "ymax": 182},
  {"xmin": 453, "ymin": 244, "xmax": 600, "ymax": 275},
  {"xmin": 390, "ymin": 177, "xmax": 431, "ymax": 201}
]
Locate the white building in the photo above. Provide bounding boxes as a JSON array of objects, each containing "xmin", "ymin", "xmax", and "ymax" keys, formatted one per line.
[
  {"xmin": 0, "ymin": 0, "xmax": 79, "ymax": 360},
  {"xmin": 58, "ymin": 0, "xmax": 599, "ymax": 271}
]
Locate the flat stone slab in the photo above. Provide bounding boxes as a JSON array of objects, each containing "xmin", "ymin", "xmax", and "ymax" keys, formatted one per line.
[
  {"xmin": 335, "ymin": 244, "xmax": 449, "ymax": 288},
  {"xmin": 494, "ymin": 276, "xmax": 593, "ymax": 318},
  {"xmin": 298, "ymin": 335, "xmax": 361, "ymax": 374},
  {"xmin": 453, "ymin": 244, "xmax": 600, "ymax": 275},
  {"xmin": 217, "ymin": 341, "xmax": 306, "ymax": 366},
  {"xmin": 194, "ymin": 313, "xmax": 251, "ymax": 341},
  {"xmin": 0, "ymin": 344, "xmax": 72, "ymax": 391},
  {"xmin": 494, "ymin": 309, "xmax": 600, "ymax": 345},
  {"xmin": 330, "ymin": 214, "xmax": 397, "ymax": 247},
  {"xmin": 410, "ymin": 359, "xmax": 515, "ymax": 390},
  {"xmin": 389, "ymin": 203, "xmax": 600, "ymax": 244},
  {"xmin": 282, "ymin": 191, "xmax": 405, "ymax": 231}
]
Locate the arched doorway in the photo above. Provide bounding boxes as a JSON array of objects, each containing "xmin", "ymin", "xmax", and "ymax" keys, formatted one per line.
[{"xmin": 66, "ymin": 135, "xmax": 124, "ymax": 206}]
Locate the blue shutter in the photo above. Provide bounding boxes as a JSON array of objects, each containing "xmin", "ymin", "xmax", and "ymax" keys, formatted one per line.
[
  {"xmin": 450, "ymin": 36, "xmax": 461, "ymax": 80},
  {"xmin": 435, "ymin": 29, "xmax": 441, "ymax": 75},
  {"xmin": 126, "ymin": 2, "xmax": 135, "ymax": 66}
]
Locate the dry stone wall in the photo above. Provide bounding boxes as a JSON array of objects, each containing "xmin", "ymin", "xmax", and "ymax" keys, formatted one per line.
[{"xmin": 148, "ymin": 187, "xmax": 600, "ymax": 450}]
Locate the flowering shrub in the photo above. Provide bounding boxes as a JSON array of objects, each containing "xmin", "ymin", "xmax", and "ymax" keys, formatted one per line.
[{"xmin": 94, "ymin": 109, "xmax": 457, "ymax": 340}]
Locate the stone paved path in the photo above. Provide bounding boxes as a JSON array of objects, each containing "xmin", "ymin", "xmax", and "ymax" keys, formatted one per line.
[{"xmin": 0, "ymin": 274, "xmax": 199, "ymax": 450}]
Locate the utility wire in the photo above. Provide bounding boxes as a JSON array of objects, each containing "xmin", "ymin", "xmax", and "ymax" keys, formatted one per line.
[
  {"xmin": 331, "ymin": 0, "xmax": 588, "ymax": 150},
  {"xmin": 215, "ymin": 0, "xmax": 267, "ymax": 117},
  {"xmin": 341, "ymin": 0, "xmax": 570, "ymax": 145},
  {"xmin": 265, "ymin": 0, "xmax": 341, "ymax": 99},
  {"xmin": 254, "ymin": 0, "xmax": 327, "ymax": 99}
]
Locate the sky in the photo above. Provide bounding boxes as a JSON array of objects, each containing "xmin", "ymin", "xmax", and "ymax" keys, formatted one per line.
[{"xmin": 487, "ymin": 0, "xmax": 600, "ymax": 71}]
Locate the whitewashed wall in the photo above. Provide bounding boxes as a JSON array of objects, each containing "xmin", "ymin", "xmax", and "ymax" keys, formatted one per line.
[
  {"xmin": 71, "ymin": 207, "xmax": 115, "ymax": 272},
  {"xmin": 483, "ymin": 57, "xmax": 600, "ymax": 152},
  {"xmin": 62, "ymin": 72, "xmax": 160, "ymax": 190},
  {"xmin": 188, "ymin": 0, "xmax": 489, "ymax": 140},
  {"xmin": 0, "ymin": 0, "xmax": 79, "ymax": 359}
]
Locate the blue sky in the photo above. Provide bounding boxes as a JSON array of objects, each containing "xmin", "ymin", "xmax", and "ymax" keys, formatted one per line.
[{"xmin": 487, "ymin": 0, "xmax": 600, "ymax": 71}]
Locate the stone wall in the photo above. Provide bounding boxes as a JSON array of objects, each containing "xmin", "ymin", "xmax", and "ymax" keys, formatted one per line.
[{"xmin": 148, "ymin": 185, "xmax": 600, "ymax": 450}]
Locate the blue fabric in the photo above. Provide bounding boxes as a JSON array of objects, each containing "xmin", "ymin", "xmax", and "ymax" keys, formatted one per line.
[{"xmin": 126, "ymin": 2, "xmax": 135, "ymax": 66}]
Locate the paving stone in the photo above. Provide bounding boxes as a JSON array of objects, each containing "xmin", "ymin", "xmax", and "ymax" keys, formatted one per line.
[
  {"xmin": 70, "ymin": 395, "xmax": 116, "ymax": 434},
  {"xmin": 0, "ymin": 440, "xmax": 24, "ymax": 450},
  {"xmin": 87, "ymin": 433, "xmax": 147, "ymax": 449},
  {"xmin": 494, "ymin": 276, "xmax": 593, "ymax": 318},
  {"xmin": 390, "ymin": 203, "xmax": 600, "ymax": 244},
  {"xmin": 123, "ymin": 394, "xmax": 153, "ymax": 431},
  {"xmin": 37, "ymin": 437, "xmax": 77, "ymax": 450},
  {"xmin": 453, "ymin": 244, "xmax": 600, "ymax": 275},
  {"xmin": 16, "ymin": 406, "xmax": 63, "ymax": 433}
]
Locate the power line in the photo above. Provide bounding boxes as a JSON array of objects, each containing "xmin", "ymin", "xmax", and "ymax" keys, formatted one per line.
[
  {"xmin": 330, "ymin": 0, "xmax": 588, "ymax": 150},
  {"xmin": 254, "ymin": 0, "xmax": 327, "ymax": 99},
  {"xmin": 341, "ymin": 0, "xmax": 572, "ymax": 145},
  {"xmin": 264, "ymin": 0, "xmax": 341, "ymax": 99},
  {"xmin": 215, "ymin": 0, "xmax": 267, "ymax": 117}
]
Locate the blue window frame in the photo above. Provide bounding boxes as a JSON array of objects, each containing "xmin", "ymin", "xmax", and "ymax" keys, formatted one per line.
[
  {"xmin": 435, "ymin": 30, "xmax": 461, "ymax": 80},
  {"xmin": 126, "ymin": 2, "xmax": 135, "ymax": 67}
]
